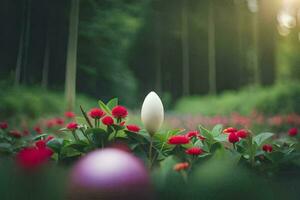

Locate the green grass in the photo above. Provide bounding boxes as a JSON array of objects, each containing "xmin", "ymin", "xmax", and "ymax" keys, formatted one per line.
[{"xmin": 174, "ymin": 82, "xmax": 300, "ymax": 116}]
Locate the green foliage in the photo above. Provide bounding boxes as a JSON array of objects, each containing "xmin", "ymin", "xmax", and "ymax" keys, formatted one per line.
[
  {"xmin": 0, "ymin": 85, "xmax": 96, "ymax": 121},
  {"xmin": 175, "ymin": 82, "xmax": 300, "ymax": 115}
]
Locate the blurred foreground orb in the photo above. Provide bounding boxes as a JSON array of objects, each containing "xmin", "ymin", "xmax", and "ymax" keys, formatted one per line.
[{"xmin": 67, "ymin": 148, "xmax": 153, "ymax": 200}]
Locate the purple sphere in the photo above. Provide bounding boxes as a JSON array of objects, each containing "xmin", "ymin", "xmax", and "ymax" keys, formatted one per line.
[{"xmin": 67, "ymin": 148, "xmax": 153, "ymax": 200}]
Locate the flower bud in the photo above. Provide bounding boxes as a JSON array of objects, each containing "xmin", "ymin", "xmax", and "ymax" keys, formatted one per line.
[{"xmin": 141, "ymin": 91, "xmax": 164, "ymax": 136}]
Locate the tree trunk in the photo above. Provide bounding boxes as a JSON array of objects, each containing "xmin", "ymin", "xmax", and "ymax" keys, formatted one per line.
[
  {"xmin": 181, "ymin": 0, "xmax": 190, "ymax": 96},
  {"xmin": 15, "ymin": 0, "xmax": 28, "ymax": 86},
  {"xmin": 252, "ymin": 10, "xmax": 260, "ymax": 86},
  {"xmin": 21, "ymin": 0, "xmax": 32, "ymax": 85},
  {"xmin": 155, "ymin": 10, "xmax": 162, "ymax": 94},
  {"xmin": 42, "ymin": 31, "xmax": 50, "ymax": 89},
  {"xmin": 208, "ymin": 0, "xmax": 216, "ymax": 95},
  {"xmin": 65, "ymin": 0, "xmax": 80, "ymax": 111}
]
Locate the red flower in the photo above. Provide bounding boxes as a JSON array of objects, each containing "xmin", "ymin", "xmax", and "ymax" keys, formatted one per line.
[
  {"xmin": 10, "ymin": 130, "xmax": 22, "ymax": 138},
  {"xmin": 23, "ymin": 129, "xmax": 30, "ymax": 136},
  {"xmin": 168, "ymin": 135, "xmax": 190, "ymax": 145},
  {"xmin": 55, "ymin": 118, "xmax": 64, "ymax": 126},
  {"xmin": 89, "ymin": 108, "xmax": 105, "ymax": 119},
  {"xmin": 34, "ymin": 126, "xmax": 42, "ymax": 134},
  {"xmin": 45, "ymin": 135, "xmax": 54, "ymax": 143},
  {"xmin": 112, "ymin": 106, "xmax": 128, "ymax": 119},
  {"xmin": 186, "ymin": 131, "xmax": 199, "ymax": 138},
  {"xmin": 262, "ymin": 144, "xmax": 273, "ymax": 153},
  {"xmin": 185, "ymin": 147, "xmax": 203, "ymax": 155},
  {"xmin": 228, "ymin": 132, "xmax": 239, "ymax": 143},
  {"xmin": 126, "ymin": 124, "xmax": 141, "ymax": 133},
  {"xmin": 120, "ymin": 121, "xmax": 126, "ymax": 126},
  {"xmin": 198, "ymin": 135, "xmax": 206, "ymax": 141},
  {"xmin": 223, "ymin": 127, "xmax": 237, "ymax": 134},
  {"xmin": 0, "ymin": 122, "xmax": 8, "ymax": 129},
  {"xmin": 173, "ymin": 162, "xmax": 189, "ymax": 171},
  {"xmin": 67, "ymin": 122, "xmax": 78, "ymax": 131},
  {"xmin": 236, "ymin": 129, "xmax": 248, "ymax": 138},
  {"xmin": 102, "ymin": 116, "xmax": 114, "ymax": 126},
  {"xmin": 16, "ymin": 147, "xmax": 53, "ymax": 170},
  {"xmin": 35, "ymin": 140, "xmax": 46, "ymax": 149},
  {"xmin": 46, "ymin": 119, "xmax": 55, "ymax": 128},
  {"xmin": 288, "ymin": 127, "xmax": 298, "ymax": 137},
  {"xmin": 65, "ymin": 111, "xmax": 75, "ymax": 118}
]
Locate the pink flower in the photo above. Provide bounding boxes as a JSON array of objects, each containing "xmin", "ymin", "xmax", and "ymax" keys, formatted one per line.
[
  {"xmin": 262, "ymin": 144, "xmax": 273, "ymax": 153},
  {"xmin": 55, "ymin": 118, "xmax": 64, "ymax": 126},
  {"xmin": 0, "ymin": 122, "xmax": 8, "ymax": 129},
  {"xmin": 102, "ymin": 116, "xmax": 114, "ymax": 126},
  {"xmin": 89, "ymin": 108, "xmax": 105, "ymax": 119},
  {"xmin": 185, "ymin": 147, "xmax": 203, "ymax": 155},
  {"xmin": 67, "ymin": 122, "xmax": 78, "ymax": 131},
  {"xmin": 288, "ymin": 127, "xmax": 298, "ymax": 137},
  {"xmin": 168, "ymin": 135, "xmax": 190, "ymax": 145},
  {"xmin": 228, "ymin": 132, "xmax": 239, "ymax": 143},
  {"xmin": 126, "ymin": 124, "xmax": 141, "ymax": 133},
  {"xmin": 65, "ymin": 111, "xmax": 75, "ymax": 119},
  {"xmin": 112, "ymin": 106, "xmax": 128, "ymax": 119}
]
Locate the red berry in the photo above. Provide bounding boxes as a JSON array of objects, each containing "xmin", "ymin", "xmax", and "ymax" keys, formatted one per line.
[
  {"xmin": 236, "ymin": 129, "xmax": 248, "ymax": 138},
  {"xmin": 262, "ymin": 144, "xmax": 273, "ymax": 153},
  {"xmin": 185, "ymin": 147, "xmax": 203, "ymax": 155},
  {"xmin": 102, "ymin": 116, "xmax": 114, "ymax": 126},
  {"xmin": 168, "ymin": 135, "xmax": 190, "ymax": 145},
  {"xmin": 67, "ymin": 122, "xmax": 78, "ymax": 131},
  {"xmin": 112, "ymin": 106, "xmax": 128, "ymax": 119},
  {"xmin": 0, "ymin": 122, "xmax": 8, "ymax": 129},
  {"xmin": 89, "ymin": 108, "xmax": 105, "ymax": 119},
  {"xmin": 186, "ymin": 131, "xmax": 199, "ymax": 138},
  {"xmin": 228, "ymin": 132, "xmax": 239, "ymax": 143},
  {"xmin": 126, "ymin": 124, "xmax": 141, "ymax": 133},
  {"xmin": 288, "ymin": 127, "xmax": 298, "ymax": 137}
]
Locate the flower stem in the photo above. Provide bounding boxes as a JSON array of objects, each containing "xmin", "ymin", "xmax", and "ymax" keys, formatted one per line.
[
  {"xmin": 80, "ymin": 128, "xmax": 93, "ymax": 145},
  {"xmin": 72, "ymin": 131, "xmax": 79, "ymax": 141},
  {"xmin": 149, "ymin": 136, "xmax": 153, "ymax": 168}
]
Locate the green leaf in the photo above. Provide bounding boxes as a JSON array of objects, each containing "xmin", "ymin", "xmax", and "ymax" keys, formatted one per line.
[
  {"xmin": 98, "ymin": 100, "xmax": 111, "ymax": 114},
  {"xmin": 80, "ymin": 105, "xmax": 93, "ymax": 128},
  {"xmin": 199, "ymin": 125, "xmax": 214, "ymax": 142},
  {"xmin": 214, "ymin": 134, "xmax": 228, "ymax": 142},
  {"xmin": 211, "ymin": 124, "xmax": 223, "ymax": 137},
  {"xmin": 32, "ymin": 134, "xmax": 48, "ymax": 141},
  {"xmin": 253, "ymin": 132, "xmax": 274, "ymax": 146},
  {"xmin": 85, "ymin": 128, "xmax": 107, "ymax": 135},
  {"xmin": 107, "ymin": 98, "xmax": 118, "ymax": 110},
  {"xmin": 0, "ymin": 143, "xmax": 11, "ymax": 152},
  {"xmin": 65, "ymin": 141, "xmax": 89, "ymax": 152},
  {"xmin": 47, "ymin": 138, "xmax": 64, "ymax": 153}
]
